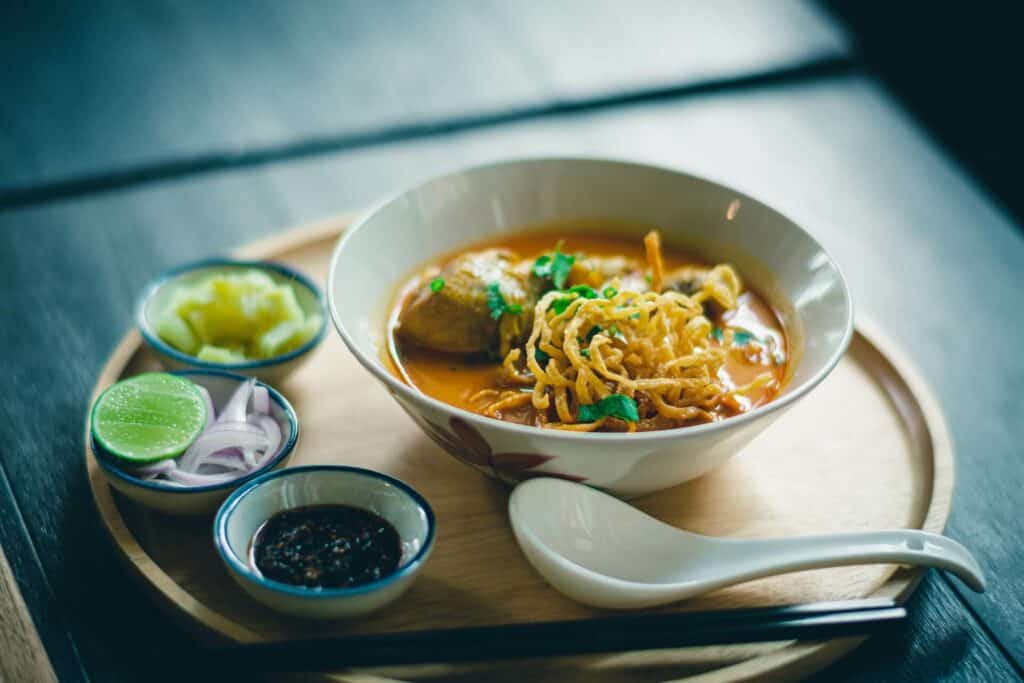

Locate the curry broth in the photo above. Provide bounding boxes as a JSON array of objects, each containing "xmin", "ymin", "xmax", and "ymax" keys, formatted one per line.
[{"xmin": 387, "ymin": 228, "xmax": 788, "ymax": 426}]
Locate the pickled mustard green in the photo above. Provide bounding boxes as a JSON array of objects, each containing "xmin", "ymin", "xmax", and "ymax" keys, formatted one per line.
[{"xmin": 155, "ymin": 270, "xmax": 321, "ymax": 362}]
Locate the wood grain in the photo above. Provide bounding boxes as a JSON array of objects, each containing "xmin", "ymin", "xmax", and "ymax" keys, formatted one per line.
[
  {"xmin": 83, "ymin": 219, "xmax": 954, "ymax": 682},
  {"xmin": 0, "ymin": 0, "xmax": 848, "ymax": 197},
  {"xmin": 0, "ymin": 545, "xmax": 57, "ymax": 683}
]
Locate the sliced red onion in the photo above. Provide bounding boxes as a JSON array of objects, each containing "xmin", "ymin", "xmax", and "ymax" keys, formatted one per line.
[
  {"xmin": 193, "ymin": 449, "xmax": 249, "ymax": 472},
  {"xmin": 241, "ymin": 448, "xmax": 257, "ymax": 467},
  {"xmin": 252, "ymin": 385, "xmax": 270, "ymax": 415},
  {"xmin": 181, "ymin": 423, "xmax": 268, "ymax": 469},
  {"xmin": 165, "ymin": 469, "xmax": 240, "ymax": 486},
  {"xmin": 196, "ymin": 385, "xmax": 217, "ymax": 424},
  {"xmin": 124, "ymin": 378, "xmax": 286, "ymax": 489},
  {"xmin": 218, "ymin": 378, "xmax": 254, "ymax": 424},
  {"xmin": 195, "ymin": 463, "xmax": 248, "ymax": 475},
  {"xmin": 251, "ymin": 415, "xmax": 282, "ymax": 465}
]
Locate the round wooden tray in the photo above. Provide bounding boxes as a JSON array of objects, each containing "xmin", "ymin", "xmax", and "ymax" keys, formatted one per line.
[{"xmin": 85, "ymin": 217, "xmax": 952, "ymax": 683}]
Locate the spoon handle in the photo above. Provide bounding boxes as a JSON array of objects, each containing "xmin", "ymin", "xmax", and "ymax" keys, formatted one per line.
[{"xmin": 712, "ymin": 530, "xmax": 985, "ymax": 592}]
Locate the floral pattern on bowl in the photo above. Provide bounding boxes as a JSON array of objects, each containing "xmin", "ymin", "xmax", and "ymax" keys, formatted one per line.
[{"xmin": 417, "ymin": 416, "xmax": 586, "ymax": 484}]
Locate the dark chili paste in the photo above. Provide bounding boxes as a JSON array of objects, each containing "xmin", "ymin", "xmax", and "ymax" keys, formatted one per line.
[{"xmin": 250, "ymin": 504, "xmax": 401, "ymax": 589}]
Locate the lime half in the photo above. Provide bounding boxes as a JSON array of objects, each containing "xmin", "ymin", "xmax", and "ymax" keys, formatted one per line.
[{"xmin": 91, "ymin": 373, "xmax": 208, "ymax": 463}]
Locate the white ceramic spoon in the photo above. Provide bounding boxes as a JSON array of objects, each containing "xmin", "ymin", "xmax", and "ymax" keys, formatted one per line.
[{"xmin": 509, "ymin": 478, "xmax": 985, "ymax": 609}]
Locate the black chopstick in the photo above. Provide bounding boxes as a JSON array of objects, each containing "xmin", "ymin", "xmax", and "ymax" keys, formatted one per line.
[{"xmin": 220, "ymin": 598, "xmax": 905, "ymax": 671}]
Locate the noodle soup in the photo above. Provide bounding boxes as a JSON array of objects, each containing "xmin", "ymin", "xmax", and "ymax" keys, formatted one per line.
[{"xmin": 387, "ymin": 226, "xmax": 788, "ymax": 433}]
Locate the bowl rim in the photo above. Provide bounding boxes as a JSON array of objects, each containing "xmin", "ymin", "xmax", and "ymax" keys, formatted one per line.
[
  {"xmin": 327, "ymin": 155, "xmax": 855, "ymax": 443},
  {"xmin": 136, "ymin": 257, "xmax": 328, "ymax": 370},
  {"xmin": 91, "ymin": 369, "xmax": 300, "ymax": 494},
  {"xmin": 213, "ymin": 465, "xmax": 436, "ymax": 599}
]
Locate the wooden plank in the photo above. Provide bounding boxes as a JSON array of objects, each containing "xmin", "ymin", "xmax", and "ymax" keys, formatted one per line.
[
  {"xmin": 0, "ymin": 0, "xmax": 848, "ymax": 195},
  {"xmin": 0, "ymin": 464, "xmax": 83, "ymax": 683},
  {"xmin": 1, "ymin": 74, "xmax": 1023, "ymax": 679},
  {"xmin": 0, "ymin": 544, "xmax": 57, "ymax": 683},
  {"xmin": 806, "ymin": 574, "xmax": 1020, "ymax": 683}
]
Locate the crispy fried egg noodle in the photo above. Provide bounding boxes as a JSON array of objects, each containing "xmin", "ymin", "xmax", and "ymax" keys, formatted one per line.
[{"xmin": 482, "ymin": 260, "xmax": 774, "ymax": 431}]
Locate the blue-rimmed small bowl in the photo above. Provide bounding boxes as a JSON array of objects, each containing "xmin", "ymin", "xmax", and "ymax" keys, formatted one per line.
[
  {"xmin": 214, "ymin": 466, "xmax": 435, "ymax": 620},
  {"xmin": 136, "ymin": 258, "xmax": 327, "ymax": 384},
  {"xmin": 90, "ymin": 370, "xmax": 299, "ymax": 515}
]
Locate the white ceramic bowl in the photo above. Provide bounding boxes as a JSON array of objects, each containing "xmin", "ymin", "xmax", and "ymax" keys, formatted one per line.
[
  {"xmin": 136, "ymin": 258, "xmax": 327, "ymax": 384},
  {"xmin": 214, "ymin": 466, "xmax": 435, "ymax": 620},
  {"xmin": 327, "ymin": 158, "xmax": 853, "ymax": 497},
  {"xmin": 90, "ymin": 370, "xmax": 299, "ymax": 515}
]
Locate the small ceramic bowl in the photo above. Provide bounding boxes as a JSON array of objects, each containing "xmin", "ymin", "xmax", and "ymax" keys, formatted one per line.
[
  {"xmin": 214, "ymin": 466, "xmax": 435, "ymax": 620},
  {"xmin": 136, "ymin": 258, "xmax": 327, "ymax": 384},
  {"xmin": 90, "ymin": 370, "xmax": 299, "ymax": 515},
  {"xmin": 327, "ymin": 157, "xmax": 854, "ymax": 497}
]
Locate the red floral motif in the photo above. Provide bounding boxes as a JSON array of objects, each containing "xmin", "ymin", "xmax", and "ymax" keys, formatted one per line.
[{"xmin": 419, "ymin": 416, "xmax": 586, "ymax": 483}]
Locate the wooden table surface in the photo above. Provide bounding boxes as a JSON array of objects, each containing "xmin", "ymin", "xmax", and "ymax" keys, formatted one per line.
[{"xmin": 1, "ymin": 2, "xmax": 1021, "ymax": 681}]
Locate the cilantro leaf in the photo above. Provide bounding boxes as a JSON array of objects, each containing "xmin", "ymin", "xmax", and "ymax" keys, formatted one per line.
[
  {"xmin": 486, "ymin": 282, "xmax": 522, "ymax": 320},
  {"xmin": 585, "ymin": 325, "xmax": 602, "ymax": 341},
  {"xmin": 430, "ymin": 277, "xmax": 445, "ymax": 293},
  {"xmin": 532, "ymin": 241, "xmax": 576, "ymax": 289},
  {"xmin": 602, "ymin": 286, "xmax": 618, "ymax": 298},
  {"xmin": 550, "ymin": 297, "xmax": 573, "ymax": 315},
  {"xmin": 567, "ymin": 284, "xmax": 598, "ymax": 299},
  {"xmin": 552, "ymin": 254, "xmax": 574, "ymax": 289},
  {"xmin": 549, "ymin": 284, "xmax": 598, "ymax": 316},
  {"xmin": 577, "ymin": 394, "xmax": 639, "ymax": 423}
]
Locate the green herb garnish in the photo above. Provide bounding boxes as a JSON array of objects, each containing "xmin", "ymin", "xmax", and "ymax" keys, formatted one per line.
[
  {"xmin": 578, "ymin": 394, "xmax": 639, "ymax": 423},
  {"xmin": 535, "ymin": 349, "xmax": 550, "ymax": 365},
  {"xmin": 550, "ymin": 297, "xmax": 573, "ymax": 315},
  {"xmin": 430, "ymin": 277, "xmax": 445, "ymax": 292},
  {"xmin": 607, "ymin": 324, "xmax": 627, "ymax": 343},
  {"xmin": 567, "ymin": 284, "xmax": 598, "ymax": 299},
  {"xmin": 486, "ymin": 282, "xmax": 522, "ymax": 320},
  {"xmin": 548, "ymin": 285, "xmax": 598, "ymax": 316},
  {"xmin": 602, "ymin": 286, "xmax": 618, "ymax": 298},
  {"xmin": 532, "ymin": 241, "xmax": 575, "ymax": 289},
  {"xmin": 585, "ymin": 325, "xmax": 602, "ymax": 342},
  {"xmin": 580, "ymin": 348, "xmax": 590, "ymax": 358},
  {"xmin": 711, "ymin": 326, "xmax": 724, "ymax": 342}
]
